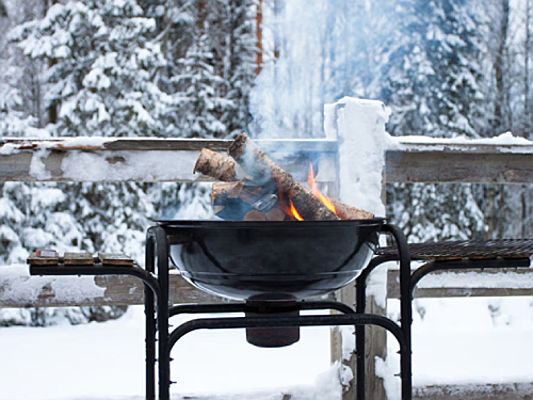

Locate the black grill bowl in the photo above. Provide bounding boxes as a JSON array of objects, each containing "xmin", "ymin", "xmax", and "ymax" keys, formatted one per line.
[{"xmin": 159, "ymin": 219, "xmax": 384, "ymax": 301}]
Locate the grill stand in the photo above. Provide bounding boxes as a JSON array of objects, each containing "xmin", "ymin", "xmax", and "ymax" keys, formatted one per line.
[
  {"xmin": 355, "ymin": 240, "xmax": 532, "ymax": 400},
  {"xmin": 28, "ymin": 262, "xmax": 161, "ymax": 400},
  {"xmin": 147, "ymin": 223, "xmax": 413, "ymax": 400}
]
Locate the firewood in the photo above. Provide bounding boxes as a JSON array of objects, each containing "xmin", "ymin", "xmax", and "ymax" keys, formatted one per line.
[
  {"xmin": 332, "ymin": 200, "xmax": 375, "ymax": 220},
  {"xmin": 194, "ymin": 148, "xmax": 237, "ymax": 182},
  {"xmin": 228, "ymin": 133, "xmax": 339, "ymax": 221},
  {"xmin": 194, "ymin": 143, "xmax": 374, "ymax": 220},
  {"xmin": 243, "ymin": 210, "xmax": 268, "ymax": 221},
  {"xmin": 195, "ymin": 151, "xmax": 237, "ymax": 181},
  {"xmin": 265, "ymin": 207, "xmax": 287, "ymax": 221},
  {"xmin": 211, "ymin": 182, "xmax": 244, "ymax": 204}
]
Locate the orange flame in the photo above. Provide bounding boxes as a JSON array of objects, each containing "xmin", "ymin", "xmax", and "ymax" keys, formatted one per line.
[
  {"xmin": 308, "ymin": 163, "xmax": 337, "ymax": 214},
  {"xmin": 289, "ymin": 199, "xmax": 304, "ymax": 221}
]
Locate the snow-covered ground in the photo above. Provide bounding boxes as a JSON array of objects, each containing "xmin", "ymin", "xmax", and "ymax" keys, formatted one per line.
[{"xmin": 1, "ymin": 297, "xmax": 533, "ymax": 400}]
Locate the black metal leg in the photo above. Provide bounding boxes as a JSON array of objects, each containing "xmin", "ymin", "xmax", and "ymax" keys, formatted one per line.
[
  {"xmin": 145, "ymin": 233, "xmax": 156, "ymax": 400},
  {"xmin": 355, "ymin": 255, "xmax": 395, "ymax": 400},
  {"xmin": 381, "ymin": 224, "xmax": 412, "ymax": 400},
  {"xmin": 354, "ymin": 225, "xmax": 412, "ymax": 400},
  {"xmin": 152, "ymin": 226, "xmax": 171, "ymax": 400}
]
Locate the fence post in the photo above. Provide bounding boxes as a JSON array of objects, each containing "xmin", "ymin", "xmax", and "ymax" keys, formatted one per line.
[{"xmin": 325, "ymin": 97, "xmax": 391, "ymax": 400}]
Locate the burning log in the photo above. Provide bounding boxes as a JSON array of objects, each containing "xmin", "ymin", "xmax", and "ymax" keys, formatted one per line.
[
  {"xmin": 331, "ymin": 200, "xmax": 374, "ymax": 220},
  {"xmin": 193, "ymin": 134, "xmax": 374, "ymax": 221},
  {"xmin": 243, "ymin": 210, "xmax": 268, "ymax": 221},
  {"xmin": 228, "ymin": 133, "xmax": 339, "ymax": 221}
]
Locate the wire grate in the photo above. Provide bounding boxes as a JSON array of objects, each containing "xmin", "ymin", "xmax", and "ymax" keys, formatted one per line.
[{"xmin": 377, "ymin": 239, "xmax": 533, "ymax": 260}]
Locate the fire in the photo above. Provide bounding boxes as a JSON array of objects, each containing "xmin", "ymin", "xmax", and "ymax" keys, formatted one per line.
[
  {"xmin": 282, "ymin": 163, "xmax": 338, "ymax": 221},
  {"xmin": 307, "ymin": 163, "xmax": 337, "ymax": 214},
  {"xmin": 288, "ymin": 199, "xmax": 304, "ymax": 221}
]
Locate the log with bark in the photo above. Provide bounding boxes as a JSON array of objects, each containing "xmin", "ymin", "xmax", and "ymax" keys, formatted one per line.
[
  {"xmin": 194, "ymin": 148, "xmax": 239, "ymax": 182},
  {"xmin": 228, "ymin": 133, "xmax": 338, "ymax": 221},
  {"xmin": 194, "ymin": 133, "xmax": 374, "ymax": 221}
]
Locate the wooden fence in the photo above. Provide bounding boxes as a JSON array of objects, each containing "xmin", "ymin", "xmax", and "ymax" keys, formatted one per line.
[{"xmin": 1, "ymin": 100, "xmax": 532, "ymax": 400}]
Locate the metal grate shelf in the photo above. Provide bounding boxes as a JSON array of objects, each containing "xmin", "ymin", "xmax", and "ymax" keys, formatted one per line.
[{"xmin": 377, "ymin": 239, "xmax": 533, "ymax": 261}]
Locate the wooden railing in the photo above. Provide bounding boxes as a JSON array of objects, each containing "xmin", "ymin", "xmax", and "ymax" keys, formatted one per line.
[{"xmin": 1, "ymin": 99, "xmax": 532, "ymax": 400}]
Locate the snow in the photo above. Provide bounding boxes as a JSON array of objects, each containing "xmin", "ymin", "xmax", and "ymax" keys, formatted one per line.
[
  {"xmin": 61, "ymin": 150, "xmax": 199, "ymax": 181},
  {"xmin": 29, "ymin": 148, "xmax": 52, "ymax": 180},
  {"xmin": 0, "ymin": 264, "xmax": 105, "ymax": 305},
  {"xmin": 0, "ymin": 142, "xmax": 21, "ymax": 155},
  {"xmin": 398, "ymin": 131, "xmax": 533, "ymax": 148},
  {"xmin": 324, "ymin": 97, "xmax": 394, "ymax": 217},
  {"xmin": 1, "ymin": 297, "xmax": 533, "ymax": 399},
  {"xmin": 381, "ymin": 297, "xmax": 533, "ymax": 398},
  {"xmin": 415, "ymin": 270, "xmax": 533, "ymax": 289},
  {"xmin": 0, "ymin": 306, "xmax": 340, "ymax": 400}
]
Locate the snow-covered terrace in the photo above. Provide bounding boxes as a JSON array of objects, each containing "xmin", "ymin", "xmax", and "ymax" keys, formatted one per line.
[{"xmin": 1, "ymin": 98, "xmax": 533, "ymax": 400}]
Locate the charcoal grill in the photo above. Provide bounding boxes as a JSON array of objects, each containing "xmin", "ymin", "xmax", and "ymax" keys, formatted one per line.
[
  {"xmin": 161, "ymin": 219, "xmax": 384, "ymax": 347},
  {"xmin": 146, "ymin": 220, "xmax": 414, "ymax": 400},
  {"xmin": 161, "ymin": 219, "xmax": 383, "ymax": 300}
]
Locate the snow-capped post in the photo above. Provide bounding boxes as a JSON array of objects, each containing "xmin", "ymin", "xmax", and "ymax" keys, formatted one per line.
[{"xmin": 324, "ymin": 97, "xmax": 392, "ymax": 400}]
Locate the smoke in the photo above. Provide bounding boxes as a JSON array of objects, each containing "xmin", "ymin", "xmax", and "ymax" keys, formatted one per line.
[{"xmin": 249, "ymin": 0, "xmax": 391, "ymax": 139}]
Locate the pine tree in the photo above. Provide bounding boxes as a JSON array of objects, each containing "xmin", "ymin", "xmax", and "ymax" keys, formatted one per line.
[
  {"xmin": 6, "ymin": 0, "xmax": 163, "ymax": 260},
  {"xmin": 379, "ymin": 0, "xmax": 483, "ymax": 138},
  {"xmin": 11, "ymin": 0, "xmax": 169, "ymax": 137},
  {"xmin": 1, "ymin": 0, "xmax": 258, "ymax": 293},
  {"xmin": 379, "ymin": 0, "xmax": 487, "ymax": 241},
  {"xmin": 0, "ymin": 0, "xmax": 168, "ymax": 326},
  {"xmin": 151, "ymin": 0, "xmax": 256, "ymax": 139},
  {"xmin": 218, "ymin": 0, "xmax": 256, "ymax": 136}
]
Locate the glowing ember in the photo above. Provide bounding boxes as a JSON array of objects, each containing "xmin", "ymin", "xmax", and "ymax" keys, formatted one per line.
[
  {"xmin": 289, "ymin": 200, "xmax": 304, "ymax": 221},
  {"xmin": 307, "ymin": 163, "xmax": 337, "ymax": 214}
]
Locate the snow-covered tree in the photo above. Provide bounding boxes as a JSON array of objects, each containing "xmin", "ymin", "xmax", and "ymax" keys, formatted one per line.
[
  {"xmin": 378, "ymin": 0, "xmax": 483, "ymax": 138},
  {"xmin": 218, "ymin": 0, "xmax": 256, "ymax": 136},
  {"xmin": 377, "ymin": 0, "xmax": 488, "ymax": 241},
  {"xmin": 11, "ymin": 0, "xmax": 169, "ymax": 137},
  {"xmin": 0, "ymin": 0, "xmax": 258, "ymax": 326},
  {"xmin": 154, "ymin": 0, "xmax": 256, "ymax": 138}
]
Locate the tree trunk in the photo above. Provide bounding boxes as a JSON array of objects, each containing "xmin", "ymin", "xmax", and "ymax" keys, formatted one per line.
[
  {"xmin": 525, "ymin": 0, "xmax": 531, "ymax": 128},
  {"xmin": 0, "ymin": 0, "xmax": 7, "ymax": 18},
  {"xmin": 493, "ymin": 0, "xmax": 510, "ymax": 132},
  {"xmin": 256, "ymin": 0, "xmax": 263, "ymax": 75}
]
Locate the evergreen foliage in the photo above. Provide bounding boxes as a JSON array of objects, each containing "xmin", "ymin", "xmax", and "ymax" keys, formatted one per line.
[
  {"xmin": 379, "ymin": 0, "xmax": 483, "ymax": 138},
  {"xmin": 0, "ymin": 0, "xmax": 531, "ymax": 325},
  {"xmin": 0, "ymin": 0, "xmax": 257, "ymax": 326}
]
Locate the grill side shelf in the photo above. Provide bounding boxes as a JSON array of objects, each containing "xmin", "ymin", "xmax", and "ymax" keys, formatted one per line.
[
  {"xmin": 377, "ymin": 239, "xmax": 533, "ymax": 260},
  {"xmin": 27, "ymin": 250, "xmax": 134, "ymax": 270}
]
